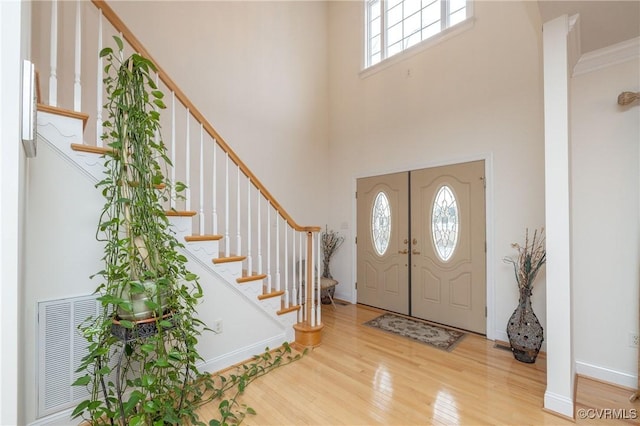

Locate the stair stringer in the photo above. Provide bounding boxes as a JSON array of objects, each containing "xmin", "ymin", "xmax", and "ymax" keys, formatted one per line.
[
  {"xmin": 37, "ymin": 111, "xmax": 106, "ymax": 183},
  {"xmin": 37, "ymin": 111, "xmax": 297, "ymax": 342}
]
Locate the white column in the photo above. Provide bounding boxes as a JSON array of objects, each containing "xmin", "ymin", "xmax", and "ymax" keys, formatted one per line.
[
  {"xmin": 0, "ymin": 1, "xmax": 24, "ymax": 423},
  {"xmin": 542, "ymin": 13, "xmax": 576, "ymax": 419},
  {"xmin": 73, "ymin": 0, "xmax": 82, "ymax": 111},
  {"xmin": 48, "ymin": 0, "xmax": 58, "ymax": 106},
  {"xmin": 95, "ymin": 9, "xmax": 103, "ymax": 147}
]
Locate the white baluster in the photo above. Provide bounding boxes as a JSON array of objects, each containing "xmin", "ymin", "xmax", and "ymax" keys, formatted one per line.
[
  {"xmin": 96, "ymin": 9, "xmax": 103, "ymax": 147},
  {"xmin": 246, "ymin": 178, "xmax": 252, "ymax": 276},
  {"xmin": 305, "ymin": 233, "xmax": 310, "ymax": 324},
  {"xmin": 49, "ymin": 0, "xmax": 58, "ymax": 106},
  {"xmin": 267, "ymin": 205, "xmax": 272, "ymax": 292},
  {"xmin": 224, "ymin": 153, "xmax": 230, "ymax": 256},
  {"xmin": 275, "ymin": 214, "xmax": 281, "ymax": 292},
  {"xmin": 284, "ymin": 225, "xmax": 289, "ymax": 307},
  {"xmin": 236, "ymin": 167, "xmax": 241, "ymax": 257},
  {"xmin": 291, "ymin": 229, "xmax": 296, "ymax": 307},
  {"xmin": 185, "ymin": 109, "xmax": 191, "ymax": 211},
  {"xmin": 316, "ymin": 231, "xmax": 321, "ymax": 324},
  {"xmin": 298, "ymin": 231, "xmax": 303, "ymax": 320},
  {"xmin": 257, "ymin": 193, "xmax": 262, "ymax": 275},
  {"xmin": 73, "ymin": 0, "xmax": 82, "ymax": 111},
  {"xmin": 199, "ymin": 125, "xmax": 204, "ymax": 234},
  {"xmin": 212, "ymin": 141, "xmax": 218, "ymax": 235},
  {"xmin": 170, "ymin": 92, "xmax": 176, "ymax": 209}
]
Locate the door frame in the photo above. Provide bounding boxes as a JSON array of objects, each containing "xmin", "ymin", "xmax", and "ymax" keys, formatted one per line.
[{"xmin": 350, "ymin": 153, "xmax": 496, "ymax": 340}]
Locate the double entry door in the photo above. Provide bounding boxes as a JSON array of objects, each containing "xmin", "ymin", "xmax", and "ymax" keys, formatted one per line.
[{"xmin": 356, "ymin": 160, "xmax": 486, "ymax": 334}]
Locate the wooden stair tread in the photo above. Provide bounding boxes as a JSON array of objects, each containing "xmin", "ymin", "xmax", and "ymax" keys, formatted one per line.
[
  {"xmin": 212, "ymin": 255, "xmax": 246, "ymax": 264},
  {"xmin": 165, "ymin": 210, "xmax": 197, "ymax": 217},
  {"xmin": 237, "ymin": 273, "xmax": 267, "ymax": 284},
  {"xmin": 70, "ymin": 143, "xmax": 113, "ymax": 155},
  {"xmin": 185, "ymin": 234, "xmax": 223, "ymax": 242},
  {"xmin": 277, "ymin": 305, "xmax": 301, "ymax": 316},
  {"xmin": 258, "ymin": 289, "xmax": 285, "ymax": 300},
  {"xmin": 39, "ymin": 104, "xmax": 89, "ymax": 130}
]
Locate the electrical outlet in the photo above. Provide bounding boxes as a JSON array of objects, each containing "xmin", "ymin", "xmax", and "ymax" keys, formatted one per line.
[
  {"xmin": 629, "ymin": 332, "xmax": 639, "ymax": 348},
  {"xmin": 213, "ymin": 319, "xmax": 223, "ymax": 334}
]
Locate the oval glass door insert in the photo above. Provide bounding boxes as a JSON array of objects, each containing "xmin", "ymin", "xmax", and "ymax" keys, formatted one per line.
[
  {"xmin": 431, "ymin": 185, "xmax": 459, "ymax": 261},
  {"xmin": 372, "ymin": 191, "xmax": 391, "ymax": 255}
]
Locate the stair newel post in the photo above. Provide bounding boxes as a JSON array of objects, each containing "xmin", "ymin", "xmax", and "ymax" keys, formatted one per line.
[
  {"xmin": 73, "ymin": 0, "xmax": 82, "ymax": 112},
  {"xmin": 246, "ymin": 177, "xmax": 252, "ymax": 276},
  {"xmin": 316, "ymin": 230, "xmax": 322, "ymax": 324},
  {"xmin": 298, "ymin": 231, "xmax": 303, "ymax": 321},
  {"xmin": 185, "ymin": 108, "xmax": 191, "ymax": 212},
  {"xmin": 305, "ymin": 231, "xmax": 312, "ymax": 325},
  {"xmin": 236, "ymin": 166, "xmax": 241, "ymax": 257},
  {"xmin": 49, "ymin": 0, "xmax": 58, "ymax": 107},
  {"xmin": 224, "ymin": 152, "xmax": 230, "ymax": 256},
  {"xmin": 95, "ymin": 9, "xmax": 103, "ymax": 147},
  {"xmin": 198, "ymin": 124, "xmax": 204, "ymax": 234}
]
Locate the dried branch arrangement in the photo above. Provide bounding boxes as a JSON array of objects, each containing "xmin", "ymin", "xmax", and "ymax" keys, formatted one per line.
[{"xmin": 503, "ymin": 228, "xmax": 546, "ymax": 295}]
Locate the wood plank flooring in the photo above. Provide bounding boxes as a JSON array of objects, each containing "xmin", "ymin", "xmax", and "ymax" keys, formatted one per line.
[{"xmin": 197, "ymin": 303, "xmax": 639, "ymax": 425}]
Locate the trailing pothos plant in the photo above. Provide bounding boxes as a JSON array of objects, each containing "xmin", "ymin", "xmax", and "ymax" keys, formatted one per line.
[
  {"xmin": 71, "ymin": 36, "xmax": 208, "ymax": 425},
  {"xmin": 72, "ymin": 37, "xmax": 305, "ymax": 426}
]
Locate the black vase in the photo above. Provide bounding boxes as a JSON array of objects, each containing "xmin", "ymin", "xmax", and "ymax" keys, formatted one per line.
[{"xmin": 506, "ymin": 289, "xmax": 544, "ymax": 363}]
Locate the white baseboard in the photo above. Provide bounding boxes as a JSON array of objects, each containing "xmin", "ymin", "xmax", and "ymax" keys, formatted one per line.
[
  {"xmin": 198, "ymin": 335, "xmax": 289, "ymax": 373},
  {"xmin": 544, "ymin": 390, "xmax": 574, "ymax": 418},
  {"xmin": 576, "ymin": 360, "xmax": 637, "ymax": 389}
]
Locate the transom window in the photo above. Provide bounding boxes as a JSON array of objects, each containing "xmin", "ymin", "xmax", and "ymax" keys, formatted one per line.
[{"xmin": 366, "ymin": 0, "xmax": 471, "ymax": 68}]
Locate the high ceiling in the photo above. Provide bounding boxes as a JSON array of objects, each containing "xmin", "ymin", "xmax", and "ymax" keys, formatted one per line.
[{"xmin": 537, "ymin": 0, "xmax": 640, "ymax": 53}]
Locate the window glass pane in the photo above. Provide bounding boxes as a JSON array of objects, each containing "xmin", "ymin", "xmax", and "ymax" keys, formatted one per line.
[
  {"xmin": 369, "ymin": 0, "xmax": 381, "ymax": 19},
  {"xmin": 372, "ymin": 192, "xmax": 391, "ymax": 256},
  {"xmin": 449, "ymin": 0, "xmax": 465, "ymax": 13},
  {"xmin": 422, "ymin": 21, "xmax": 441, "ymax": 39},
  {"xmin": 449, "ymin": 8, "xmax": 466, "ymax": 26},
  {"xmin": 404, "ymin": 0, "xmax": 421, "ymax": 18},
  {"xmin": 371, "ymin": 52, "xmax": 381, "ymax": 65},
  {"xmin": 387, "ymin": 3, "xmax": 403, "ymax": 26},
  {"xmin": 387, "ymin": 0, "xmax": 403, "ymax": 9},
  {"xmin": 404, "ymin": 12, "xmax": 421, "ymax": 37},
  {"xmin": 405, "ymin": 31, "xmax": 422, "ymax": 49},
  {"xmin": 371, "ymin": 34, "xmax": 381, "ymax": 54},
  {"xmin": 431, "ymin": 185, "xmax": 459, "ymax": 262},
  {"xmin": 387, "ymin": 22, "xmax": 403, "ymax": 46},
  {"xmin": 422, "ymin": 0, "xmax": 439, "ymax": 8},
  {"xmin": 370, "ymin": 17, "xmax": 381, "ymax": 36},
  {"xmin": 388, "ymin": 41, "xmax": 403, "ymax": 56},
  {"xmin": 422, "ymin": 2, "xmax": 440, "ymax": 27}
]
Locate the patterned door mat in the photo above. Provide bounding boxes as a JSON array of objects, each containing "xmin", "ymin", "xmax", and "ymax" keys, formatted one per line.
[{"xmin": 364, "ymin": 313, "xmax": 466, "ymax": 352}]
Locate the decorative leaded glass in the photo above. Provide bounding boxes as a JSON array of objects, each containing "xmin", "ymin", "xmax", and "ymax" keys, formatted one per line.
[
  {"xmin": 431, "ymin": 185, "xmax": 458, "ymax": 261},
  {"xmin": 372, "ymin": 191, "xmax": 391, "ymax": 256}
]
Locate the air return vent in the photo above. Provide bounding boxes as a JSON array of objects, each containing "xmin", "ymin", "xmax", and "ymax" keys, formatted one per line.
[{"xmin": 37, "ymin": 294, "xmax": 101, "ymax": 418}]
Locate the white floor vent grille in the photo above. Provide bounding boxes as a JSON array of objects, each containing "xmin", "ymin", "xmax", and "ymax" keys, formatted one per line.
[{"xmin": 37, "ymin": 294, "xmax": 101, "ymax": 418}]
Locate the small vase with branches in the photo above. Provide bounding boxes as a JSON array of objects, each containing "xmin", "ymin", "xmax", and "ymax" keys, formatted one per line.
[{"xmin": 503, "ymin": 227, "xmax": 546, "ymax": 363}]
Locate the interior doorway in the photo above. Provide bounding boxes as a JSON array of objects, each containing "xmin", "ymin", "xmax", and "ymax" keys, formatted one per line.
[{"xmin": 356, "ymin": 160, "xmax": 487, "ymax": 334}]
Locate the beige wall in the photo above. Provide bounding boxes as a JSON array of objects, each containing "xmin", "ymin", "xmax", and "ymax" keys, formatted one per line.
[
  {"xmin": 327, "ymin": 0, "xmax": 546, "ymax": 342},
  {"xmin": 109, "ymin": 1, "xmax": 331, "ymax": 227},
  {"xmin": 571, "ymin": 55, "xmax": 640, "ymax": 386}
]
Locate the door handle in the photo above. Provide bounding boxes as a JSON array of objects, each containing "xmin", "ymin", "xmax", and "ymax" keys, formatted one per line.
[
  {"xmin": 398, "ymin": 249, "xmax": 409, "ymax": 254},
  {"xmin": 412, "ymin": 249, "xmax": 421, "ymax": 255}
]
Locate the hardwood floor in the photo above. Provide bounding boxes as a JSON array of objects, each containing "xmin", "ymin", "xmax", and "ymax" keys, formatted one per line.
[{"xmin": 197, "ymin": 303, "xmax": 639, "ymax": 425}]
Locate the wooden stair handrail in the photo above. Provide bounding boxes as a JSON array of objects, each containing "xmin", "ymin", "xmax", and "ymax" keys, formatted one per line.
[{"xmin": 92, "ymin": 0, "xmax": 320, "ymax": 233}]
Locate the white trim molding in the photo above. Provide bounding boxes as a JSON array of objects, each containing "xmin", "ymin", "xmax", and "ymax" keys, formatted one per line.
[
  {"xmin": 544, "ymin": 391, "xmax": 575, "ymax": 419},
  {"xmin": 576, "ymin": 360, "xmax": 637, "ymax": 390},
  {"xmin": 573, "ymin": 36, "xmax": 640, "ymax": 77}
]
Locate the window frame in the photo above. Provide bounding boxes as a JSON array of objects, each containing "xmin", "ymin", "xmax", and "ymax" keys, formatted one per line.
[{"xmin": 363, "ymin": 0, "xmax": 474, "ymax": 72}]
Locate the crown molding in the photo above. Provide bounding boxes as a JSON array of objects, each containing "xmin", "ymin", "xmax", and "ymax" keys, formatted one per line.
[{"xmin": 573, "ymin": 36, "xmax": 640, "ymax": 76}]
